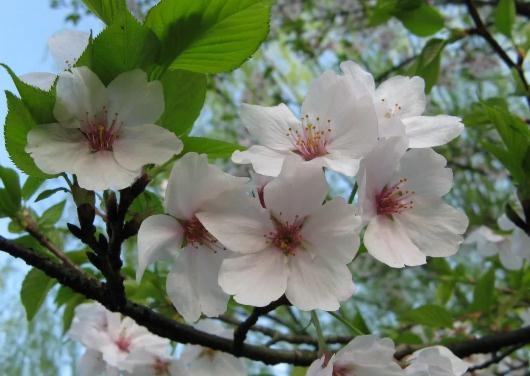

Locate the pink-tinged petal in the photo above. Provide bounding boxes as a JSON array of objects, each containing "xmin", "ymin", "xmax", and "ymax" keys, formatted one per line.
[
  {"xmin": 301, "ymin": 197, "xmax": 360, "ymax": 263},
  {"xmin": 357, "ymin": 137, "xmax": 408, "ymax": 220},
  {"xmin": 397, "ymin": 148, "xmax": 453, "ymax": 198},
  {"xmin": 338, "ymin": 335, "xmax": 396, "ymax": 361},
  {"xmin": 340, "ymin": 60, "xmax": 376, "ymax": 94},
  {"xmin": 183, "ymin": 349, "xmax": 246, "ymax": 376},
  {"xmin": 240, "ymin": 103, "xmax": 299, "ymax": 150},
  {"xmin": 404, "ymin": 115, "xmax": 464, "ymax": 148},
  {"xmin": 73, "ymin": 150, "xmax": 140, "ymax": 190},
  {"xmin": 325, "ymin": 94, "xmax": 379, "ymax": 158},
  {"xmin": 165, "ymin": 152, "xmax": 247, "ymax": 218},
  {"xmin": 107, "ymin": 69, "xmax": 165, "ymax": 127},
  {"xmin": 197, "ymin": 192, "xmax": 272, "ymax": 254},
  {"xmin": 26, "ymin": 123, "xmax": 90, "ymax": 174},
  {"xmin": 364, "ymin": 215, "xmax": 426, "ymax": 268},
  {"xmin": 218, "ymin": 248, "xmax": 288, "ymax": 306},
  {"xmin": 112, "ymin": 124, "xmax": 182, "ymax": 171},
  {"xmin": 232, "ymin": 145, "xmax": 293, "ymax": 177},
  {"xmin": 286, "ymin": 250, "xmax": 355, "ymax": 310},
  {"xmin": 48, "ymin": 30, "xmax": 89, "ymax": 69},
  {"xmin": 320, "ymin": 154, "xmax": 360, "ymax": 177},
  {"xmin": 397, "ymin": 200, "xmax": 468, "ymax": 258},
  {"xmin": 19, "ymin": 72, "xmax": 56, "ymax": 91},
  {"xmin": 264, "ymin": 157, "xmax": 328, "ymax": 222},
  {"xmin": 306, "ymin": 355, "xmax": 334, "ymax": 376},
  {"xmin": 375, "ymin": 76, "xmax": 426, "ymax": 120},
  {"xmin": 54, "ymin": 67, "xmax": 107, "ymax": 127},
  {"xmin": 166, "ymin": 247, "xmax": 228, "ymax": 323},
  {"xmin": 407, "ymin": 346, "xmax": 469, "ymax": 376},
  {"xmin": 137, "ymin": 214, "xmax": 182, "ymax": 282},
  {"xmin": 498, "ymin": 242, "xmax": 523, "ymax": 270}
]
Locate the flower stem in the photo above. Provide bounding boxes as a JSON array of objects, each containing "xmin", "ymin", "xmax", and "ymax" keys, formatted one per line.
[
  {"xmin": 348, "ymin": 182, "xmax": 358, "ymax": 204},
  {"xmin": 311, "ymin": 310, "xmax": 327, "ymax": 356},
  {"xmin": 328, "ymin": 311, "xmax": 365, "ymax": 336}
]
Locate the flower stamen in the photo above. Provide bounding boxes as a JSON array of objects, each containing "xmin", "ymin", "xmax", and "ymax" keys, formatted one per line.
[
  {"xmin": 376, "ymin": 178, "xmax": 414, "ymax": 216},
  {"xmin": 286, "ymin": 115, "xmax": 331, "ymax": 161},
  {"xmin": 265, "ymin": 213, "xmax": 305, "ymax": 255},
  {"xmin": 80, "ymin": 106, "xmax": 123, "ymax": 152}
]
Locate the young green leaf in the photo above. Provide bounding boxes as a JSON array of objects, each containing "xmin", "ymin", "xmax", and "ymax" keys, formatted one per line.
[
  {"xmin": 81, "ymin": 0, "xmax": 129, "ymax": 24},
  {"xmin": 21, "ymin": 268, "xmax": 56, "ymax": 321},
  {"xmin": 4, "ymin": 91, "xmax": 53, "ymax": 178},
  {"xmin": 21, "ymin": 176, "xmax": 45, "ymax": 200},
  {"xmin": 470, "ymin": 269, "xmax": 496, "ymax": 312},
  {"xmin": 495, "ymin": 0, "xmax": 516, "ymax": 37},
  {"xmin": 0, "ymin": 166, "xmax": 21, "ymax": 210},
  {"xmin": 38, "ymin": 200, "xmax": 66, "ymax": 228},
  {"xmin": 396, "ymin": 3, "xmax": 445, "ymax": 37},
  {"xmin": 400, "ymin": 304, "xmax": 453, "ymax": 328},
  {"xmin": 181, "ymin": 136, "xmax": 246, "ymax": 159},
  {"xmin": 145, "ymin": 0, "xmax": 272, "ymax": 73},
  {"xmin": 415, "ymin": 38, "xmax": 446, "ymax": 92}
]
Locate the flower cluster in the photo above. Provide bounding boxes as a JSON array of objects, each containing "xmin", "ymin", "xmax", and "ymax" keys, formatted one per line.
[{"xmin": 69, "ymin": 303, "xmax": 245, "ymax": 376}]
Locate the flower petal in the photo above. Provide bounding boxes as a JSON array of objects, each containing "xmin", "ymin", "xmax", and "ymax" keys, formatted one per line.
[
  {"xmin": 320, "ymin": 154, "xmax": 360, "ymax": 177},
  {"xmin": 264, "ymin": 157, "xmax": 328, "ymax": 222},
  {"xmin": 397, "ymin": 199, "xmax": 468, "ymax": 258},
  {"xmin": 166, "ymin": 247, "xmax": 228, "ymax": 323},
  {"xmin": 232, "ymin": 145, "xmax": 293, "ymax": 177},
  {"xmin": 106, "ymin": 69, "xmax": 165, "ymax": 127},
  {"xmin": 54, "ymin": 67, "xmax": 107, "ymax": 127},
  {"xmin": 197, "ymin": 192, "xmax": 272, "ymax": 254},
  {"xmin": 137, "ymin": 214, "xmax": 182, "ymax": 282},
  {"xmin": 302, "ymin": 197, "xmax": 360, "ymax": 263},
  {"xmin": 404, "ymin": 115, "xmax": 464, "ymax": 148},
  {"xmin": 164, "ymin": 152, "xmax": 247, "ymax": 219},
  {"xmin": 73, "ymin": 150, "xmax": 140, "ymax": 190},
  {"xmin": 48, "ymin": 30, "xmax": 89, "ymax": 69},
  {"xmin": 340, "ymin": 60, "xmax": 376, "ymax": 94},
  {"xmin": 218, "ymin": 248, "xmax": 288, "ymax": 307},
  {"xmin": 286, "ymin": 250, "xmax": 355, "ymax": 311},
  {"xmin": 112, "ymin": 124, "xmax": 182, "ymax": 171},
  {"xmin": 240, "ymin": 103, "xmax": 299, "ymax": 150},
  {"xmin": 364, "ymin": 215, "xmax": 426, "ymax": 268},
  {"xmin": 26, "ymin": 123, "xmax": 90, "ymax": 174},
  {"xmin": 397, "ymin": 148, "xmax": 453, "ymax": 198},
  {"xmin": 375, "ymin": 76, "xmax": 426, "ymax": 120}
]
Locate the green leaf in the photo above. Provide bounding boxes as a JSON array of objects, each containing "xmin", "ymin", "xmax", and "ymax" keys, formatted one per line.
[
  {"xmin": 21, "ymin": 268, "xmax": 56, "ymax": 321},
  {"xmin": 4, "ymin": 91, "xmax": 54, "ymax": 178},
  {"xmin": 76, "ymin": 12, "xmax": 160, "ymax": 84},
  {"xmin": 35, "ymin": 187, "xmax": 69, "ymax": 202},
  {"xmin": 81, "ymin": 0, "xmax": 128, "ymax": 24},
  {"xmin": 62, "ymin": 294, "xmax": 86, "ymax": 333},
  {"xmin": 400, "ymin": 304, "xmax": 453, "ymax": 328},
  {"xmin": 0, "ymin": 166, "xmax": 21, "ymax": 214},
  {"xmin": 368, "ymin": 0, "xmax": 398, "ymax": 26},
  {"xmin": 471, "ymin": 269, "xmax": 496, "ymax": 312},
  {"xmin": 415, "ymin": 38, "xmax": 446, "ymax": 93},
  {"xmin": 396, "ymin": 331, "xmax": 423, "ymax": 345},
  {"xmin": 436, "ymin": 279, "xmax": 456, "ymax": 306},
  {"xmin": 1, "ymin": 64, "xmax": 56, "ymax": 123},
  {"xmin": 127, "ymin": 190, "xmax": 164, "ymax": 223},
  {"xmin": 157, "ymin": 70, "xmax": 207, "ymax": 136},
  {"xmin": 38, "ymin": 200, "xmax": 66, "ymax": 227},
  {"xmin": 145, "ymin": 0, "xmax": 272, "ymax": 73},
  {"xmin": 21, "ymin": 176, "xmax": 45, "ymax": 200},
  {"xmin": 396, "ymin": 3, "xmax": 444, "ymax": 37},
  {"xmin": 181, "ymin": 136, "xmax": 245, "ymax": 159},
  {"xmin": 495, "ymin": 0, "xmax": 516, "ymax": 37}
]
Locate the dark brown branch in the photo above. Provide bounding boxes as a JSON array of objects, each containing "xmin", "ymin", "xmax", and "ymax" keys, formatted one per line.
[{"xmin": 468, "ymin": 343, "xmax": 527, "ymax": 371}]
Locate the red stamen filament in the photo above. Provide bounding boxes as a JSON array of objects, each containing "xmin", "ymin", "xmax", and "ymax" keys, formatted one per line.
[
  {"xmin": 152, "ymin": 358, "xmax": 171, "ymax": 375},
  {"xmin": 265, "ymin": 214, "xmax": 305, "ymax": 255},
  {"xmin": 115, "ymin": 334, "xmax": 131, "ymax": 353},
  {"xmin": 181, "ymin": 217, "xmax": 218, "ymax": 249},
  {"xmin": 81, "ymin": 106, "xmax": 123, "ymax": 152},
  {"xmin": 286, "ymin": 115, "xmax": 331, "ymax": 161},
  {"xmin": 376, "ymin": 178, "xmax": 414, "ymax": 216}
]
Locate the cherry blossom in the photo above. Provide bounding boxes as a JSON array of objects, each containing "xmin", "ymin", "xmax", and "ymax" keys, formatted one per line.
[
  {"xmin": 405, "ymin": 346, "xmax": 469, "ymax": 376},
  {"xmin": 26, "ymin": 67, "xmax": 183, "ymax": 190},
  {"xmin": 340, "ymin": 61, "xmax": 463, "ymax": 147},
  {"xmin": 20, "ymin": 29, "xmax": 89, "ymax": 90},
  {"xmin": 179, "ymin": 320, "xmax": 246, "ymax": 376},
  {"xmin": 232, "ymin": 67, "xmax": 379, "ymax": 177},
  {"xmin": 69, "ymin": 302, "xmax": 171, "ymax": 374},
  {"xmin": 305, "ymin": 335, "xmax": 404, "ymax": 376},
  {"xmin": 136, "ymin": 152, "xmax": 248, "ymax": 322},
  {"xmin": 198, "ymin": 158, "xmax": 360, "ymax": 310},
  {"xmin": 357, "ymin": 137, "xmax": 468, "ymax": 267}
]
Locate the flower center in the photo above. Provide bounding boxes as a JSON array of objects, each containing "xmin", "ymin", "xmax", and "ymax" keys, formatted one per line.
[
  {"xmin": 333, "ymin": 365, "xmax": 354, "ymax": 376},
  {"xmin": 198, "ymin": 347, "xmax": 217, "ymax": 360},
  {"xmin": 380, "ymin": 98, "xmax": 403, "ymax": 119},
  {"xmin": 81, "ymin": 106, "xmax": 123, "ymax": 152},
  {"xmin": 286, "ymin": 115, "xmax": 331, "ymax": 161},
  {"xmin": 115, "ymin": 334, "xmax": 131, "ymax": 353},
  {"xmin": 181, "ymin": 216, "xmax": 218, "ymax": 249},
  {"xmin": 266, "ymin": 213, "xmax": 305, "ymax": 255},
  {"xmin": 375, "ymin": 178, "xmax": 414, "ymax": 216}
]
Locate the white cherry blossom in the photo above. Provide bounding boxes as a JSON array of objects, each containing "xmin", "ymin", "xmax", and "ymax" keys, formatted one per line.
[
  {"xmin": 232, "ymin": 67, "xmax": 379, "ymax": 177},
  {"xmin": 198, "ymin": 158, "xmax": 360, "ymax": 310},
  {"xmin": 405, "ymin": 346, "xmax": 469, "ymax": 376},
  {"xmin": 305, "ymin": 335, "xmax": 404, "ymax": 376},
  {"xmin": 69, "ymin": 302, "xmax": 171, "ymax": 374},
  {"xmin": 357, "ymin": 137, "xmax": 468, "ymax": 267},
  {"xmin": 137, "ymin": 152, "xmax": 248, "ymax": 323},
  {"xmin": 180, "ymin": 320, "xmax": 247, "ymax": 376},
  {"xmin": 340, "ymin": 61, "xmax": 463, "ymax": 148},
  {"xmin": 20, "ymin": 29, "xmax": 89, "ymax": 91},
  {"xmin": 26, "ymin": 67, "xmax": 182, "ymax": 190}
]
